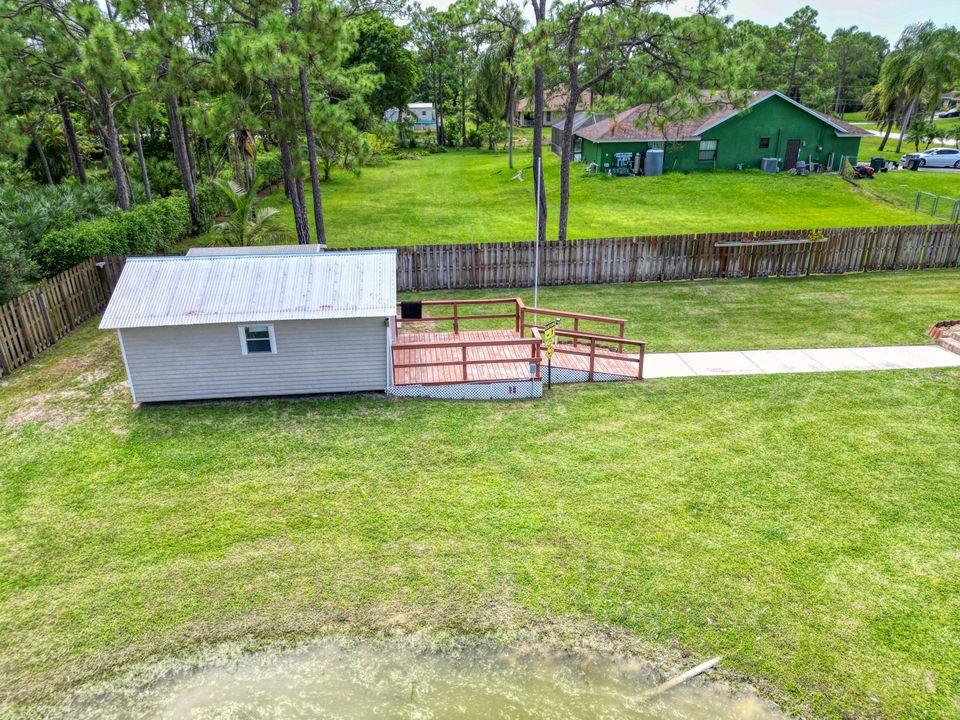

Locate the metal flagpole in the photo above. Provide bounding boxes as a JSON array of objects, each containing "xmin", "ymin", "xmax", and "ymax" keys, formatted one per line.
[{"xmin": 533, "ymin": 154, "xmax": 541, "ymax": 320}]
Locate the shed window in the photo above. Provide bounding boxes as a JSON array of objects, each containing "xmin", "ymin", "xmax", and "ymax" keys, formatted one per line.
[
  {"xmin": 759, "ymin": 137, "xmax": 770, "ymax": 149},
  {"xmin": 698, "ymin": 140, "xmax": 718, "ymax": 161},
  {"xmin": 240, "ymin": 324, "xmax": 276, "ymax": 354}
]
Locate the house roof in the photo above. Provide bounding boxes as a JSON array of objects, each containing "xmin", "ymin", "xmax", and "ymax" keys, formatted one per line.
[
  {"xmin": 517, "ymin": 89, "xmax": 592, "ymax": 113},
  {"xmin": 551, "ymin": 112, "xmax": 610, "ymax": 133},
  {"xmin": 575, "ymin": 91, "xmax": 872, "ymax": 143},
  {"xmin": 100, "ymin": 250, "xmax": 397, "ymax": 330},
  {"xmin": 185, "ymin": 244, "xmax": 325, "ymax": 256}
]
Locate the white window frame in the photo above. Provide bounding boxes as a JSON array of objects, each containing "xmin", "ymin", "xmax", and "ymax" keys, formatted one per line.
[
  {"xmin": 698, "ymin": 139, "xmax": 718, "ymax": 162},
  {"xmin": 239, "ymin": 323, "xmax": 277, "ymax": 355}
]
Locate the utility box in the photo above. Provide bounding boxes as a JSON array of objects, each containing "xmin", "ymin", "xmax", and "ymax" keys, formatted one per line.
[
  {"xmin": 644, "ymin": 148, "xmax": 664, "ymax": 177},
  {"xmin": 760, "ymin": 157, "xmax": 779, "ymax": 173}
]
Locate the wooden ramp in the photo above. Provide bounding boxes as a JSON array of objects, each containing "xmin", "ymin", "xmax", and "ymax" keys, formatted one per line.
[{"xmin": 388, "ymin": 297, "xmax": 645, "ymax": 399}]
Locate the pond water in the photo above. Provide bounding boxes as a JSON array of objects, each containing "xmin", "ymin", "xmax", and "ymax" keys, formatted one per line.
[{"xmin": 55, "ymin": 639, "xmax": 786, "ymax": 719}]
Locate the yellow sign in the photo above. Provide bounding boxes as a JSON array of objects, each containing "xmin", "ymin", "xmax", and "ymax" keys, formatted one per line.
[{"xmin": 543, "ymin": 320, "xmax": 557, "ymax": 358}]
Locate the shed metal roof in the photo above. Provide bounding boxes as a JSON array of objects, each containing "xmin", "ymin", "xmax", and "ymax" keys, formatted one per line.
[{"xmin": 99, "ymin": 250, "xmax": 397, "ymax": 330}]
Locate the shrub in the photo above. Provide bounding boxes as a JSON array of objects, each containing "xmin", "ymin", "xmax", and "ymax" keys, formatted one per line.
[
  {"xmin": 0, "ymin": 182, "xmax": 116, "ymax": 252},
  {"xmin": 143, "ymin": 157, "xmax": 182, "ymax": 197},
  {"xmin": 33, "ymin": 193, "xmax": 191, "ymax": 275},
  {"xmin": 255, "ymin": 151, "xmax": 283, "ymax": 188},
  {"xmin": 196, "ymin": 182, "xmax": 227, "ymax": 232},
  {"xmin": 0, "ymin": 236, "xmax": 34, "ymax": 304}
]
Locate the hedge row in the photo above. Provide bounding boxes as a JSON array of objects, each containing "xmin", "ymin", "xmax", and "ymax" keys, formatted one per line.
[{"xmin": 34, "ymin": 193, "xmax": 192, "ymax": 275}]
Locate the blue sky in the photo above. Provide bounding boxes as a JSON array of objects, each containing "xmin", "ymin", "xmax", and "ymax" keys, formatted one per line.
[{"xmin": 417, "ymin": 0, "xmax": 954, "ymax": 43}]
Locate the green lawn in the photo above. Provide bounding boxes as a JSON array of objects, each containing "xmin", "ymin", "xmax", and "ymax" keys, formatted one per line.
[
  {"xmin": 189, "ymin": 148, "xmax": 928, "ymax": 250},
  {"xmin": 402, "ymin": 269, "xmax": 960, "ymax": 352},
  {"xmin": 852, "ymin": 166, "xmax": 960, "ymax": 217},
  {"xmin": 2, "ymin": 270, "xmax": 960, "ymax": 719}
]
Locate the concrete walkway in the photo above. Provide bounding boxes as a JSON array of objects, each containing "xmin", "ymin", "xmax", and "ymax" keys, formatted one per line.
[{"xmin": 644, "ymin": 345, "xmax": 960, "ymax": 379}]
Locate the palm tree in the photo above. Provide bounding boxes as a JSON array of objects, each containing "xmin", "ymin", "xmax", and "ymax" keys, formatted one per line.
[
  {"xmin": 879, "ymin": 24, "xmax": 960, "ymax": 154},
  {"xmin": 948, "ymin": 124, "xmax": 960, "ymax": 149},
  {"xmin": 212, "ymin": 176, "xmax": 292, "ymax": 247}
]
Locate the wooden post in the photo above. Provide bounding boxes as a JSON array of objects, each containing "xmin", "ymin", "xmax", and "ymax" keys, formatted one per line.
[
  {"xmin": 14, "ymin": 299, "xmax": 36, "ymax": 357},
  {"xmin": 618, "ymin": 322, "xmax": 625, "ymax": 353},
  {"xmin": 637, "ymin": 343, "xmax": 645, "ymax": 380},
  {"xmin": 588, "ymin": 339, "xmax": 596, "ymax": 382},
  {"xmin": 573, "ymin": 317, "xmax": 579, "ymax": 347},
  {"xmin": 453, "ymin": 301, "xmax": 459, "ymax": 335},
  {"xmin": 461, "ymin": 344, "xmax": 468, "ymax": 381},
  {"xmin": 36, "ymin": 291, "xmax": 56, "ymax": 344}
]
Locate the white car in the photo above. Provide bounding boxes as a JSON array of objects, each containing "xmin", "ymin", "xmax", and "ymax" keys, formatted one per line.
[{"xmin": 901, "ymin": 147, "xmax": 960, "ymax": 168}]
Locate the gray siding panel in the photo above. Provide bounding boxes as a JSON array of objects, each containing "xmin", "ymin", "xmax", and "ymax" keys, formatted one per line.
[{"xmin": 120, "ymin": 318, "xmax": 388, "ymax": 402}]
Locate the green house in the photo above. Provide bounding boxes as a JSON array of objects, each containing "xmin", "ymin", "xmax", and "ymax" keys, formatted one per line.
[{"xmin": 576, "ymin": 91, "xmax": 870, "ymax": 174}]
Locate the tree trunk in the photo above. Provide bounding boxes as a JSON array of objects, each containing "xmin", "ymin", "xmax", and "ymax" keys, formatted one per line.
[
  {"xmin": 165, "ymin": 94, "xmax": 201, "ymax": 227},
  {"xmin": 31, "ymin": 132, "xmax": 54, "ymax": 185},
  {"xmin": 895, "ymin": 95, "xmax": 917, "ymax": 155},
  {"xmin": 532, "ymin": 63, "xmax": 546, "ymax": 245},
  {"xmin": 297, "ymin": 63, "xmax": 326, "ymax": 244},
  {"xmin": 833, "ymin": 76, "xmax": 844, "ymax": 116},
  {"xmin": 557, "ymin": 90, "xmax": 579, "ymax": 243},
  {"xmin": 99, "ymin": 86, "xmax": 131, "ymax": 210},
  {"xmin": 57, "ymin": 92, "xmax": 86, "ymax": 184},
  {"xmin": 878, "ymin": 117, "xmax": 893, "ymax": 151},
  {"xmin": 132, "ymin": 118, "xmax": 152, "ymax": 202},
  {"xmin": 203, "ymin": 136, "xmax": 213, "ymax": 178},
  {"xmin": 181, "ymin": 115, "xmax": 197, "ymax": 184},
  {"xmin": 506, "ymin": 71, "xmax": 516, "ymax": 169},
  {"xmin": 268, "ymin": 80, "xmax": 310, "ymax": 244},
  {"xmin": 459, "ymin": 46, "xmax": 467, "ymax": 148}
]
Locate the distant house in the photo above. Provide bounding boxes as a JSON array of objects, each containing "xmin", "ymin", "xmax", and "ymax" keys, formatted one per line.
[
  {"xmin": 550, "ymin": 113, "xmax": 610, "ymax": 160},
  {"xmin": 100, "ymin": 249, "xmax": 397, "ymax": 403},
  {"xmin": 384, "ymin": 102, "xmax": 437, "ymax": 129},
  {"xmin": 516, "ymin": 89, "xmax": 593, "ymax": 127},
  {"xmin": 575, "ymin": 91, "xmax": 871, "ymax": 174}
]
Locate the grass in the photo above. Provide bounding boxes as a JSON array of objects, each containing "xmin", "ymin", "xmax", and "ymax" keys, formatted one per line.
[
  {"xmin": 853, "ymin": 166, "xmax": 960, "ymax": 217},
  {"xmin": 2, "ymin": 270, "xmax": 960, "ymax": 720},
  {"xmin": 188, "ymin": 147, "xmax": 927, "ymax": 251},
  {"xmin": 401, "ymin": 269, "xmax": 960, "ymax": 352}
]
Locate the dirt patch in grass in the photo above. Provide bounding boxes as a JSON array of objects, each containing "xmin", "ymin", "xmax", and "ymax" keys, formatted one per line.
[{"xmin": 2, "ymin": 390, "xmax": 86, "ymax": 430}]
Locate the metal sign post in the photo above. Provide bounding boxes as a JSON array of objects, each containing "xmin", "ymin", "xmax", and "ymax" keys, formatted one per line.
[{"xmin": 543, "ymin": 319, "xmax": 557, "ymax": 389}]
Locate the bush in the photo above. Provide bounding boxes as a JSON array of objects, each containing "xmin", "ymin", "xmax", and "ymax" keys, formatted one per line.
[
  {"xmin": 196, "ymin": 182, "xmax": 226, "ymax": 232},
  {"xmin": 255, "ymin": 151, "xmax": 283, "ymax": 188},
  {"xmin": 0, "ymin": 236, "xmax": 34, "ymax": 304},
  {"xmin": 0, "ymin": 182, "xmax": 116, "ymax": 253},
  {"xmin": 143, "ymin": 157, "xmax": 182, "ymax": 197},
  {"xmin": 33, "ymin": 194, "xmax": 192, "ymax": 275}
]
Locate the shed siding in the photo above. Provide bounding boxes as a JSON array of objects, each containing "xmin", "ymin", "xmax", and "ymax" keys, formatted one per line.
[{"xmin": 120, "ymin": 318, "xmax": 388, "ymax": 402}]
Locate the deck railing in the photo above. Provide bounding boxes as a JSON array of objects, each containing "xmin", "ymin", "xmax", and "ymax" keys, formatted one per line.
[
  {"xmin": 396, "ymin": 297, "xmax": 523, "ymax": 334},
  {"xmin": 392, "ymin": 334, "xmax": 541, "ymax": 385},
  {"xmin": 394, "ymin": 296, "xmax": 646, "ymax": 383},
  {"xmin": 551, "ymin": 330, "xmax": 646, "ymax": 380}
]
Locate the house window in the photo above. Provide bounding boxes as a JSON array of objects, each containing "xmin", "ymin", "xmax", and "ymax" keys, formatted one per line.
[
  {"xmin": 759, "ymin": 137, "xmax": 770, "ymax": 149},
  {"xmin": 698, "ymin": 140, "xmax": 718, "ymax": 162},
  {"xmin": 239, "ymin": 324, "xmax": 276, "ymax": 355}
]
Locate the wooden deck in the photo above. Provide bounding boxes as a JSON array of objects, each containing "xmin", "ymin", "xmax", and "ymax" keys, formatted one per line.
[
  {"xmin": 393, "ymin": 330, "xmax": 537, "ymax": 385},
  {"xmin": 392, "ymin": 329, "xmax": 643, "ymax": 386}
]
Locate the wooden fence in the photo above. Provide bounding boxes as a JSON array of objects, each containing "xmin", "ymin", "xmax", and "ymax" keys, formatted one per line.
[
  {"xmin": 2, "ymin": 223, "xmax": 959, "ymax": 375},
  {"xmin": 0, "ymin": 256, "xmax": 125, "ymax": 376},
  {"xmin": 343, "ymin": 224, "xmax": 960, "ymax": 291}
]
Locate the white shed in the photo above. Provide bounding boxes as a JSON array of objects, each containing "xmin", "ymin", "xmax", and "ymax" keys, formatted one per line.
[{"xmin": 100, "ymin": 249, "xmax": 397, "ymax": 403}]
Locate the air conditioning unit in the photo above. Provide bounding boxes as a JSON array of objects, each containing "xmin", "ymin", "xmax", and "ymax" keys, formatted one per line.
[{"xmin": 760, "ymin": 157, "xmax": 779, "ymax": 173}]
